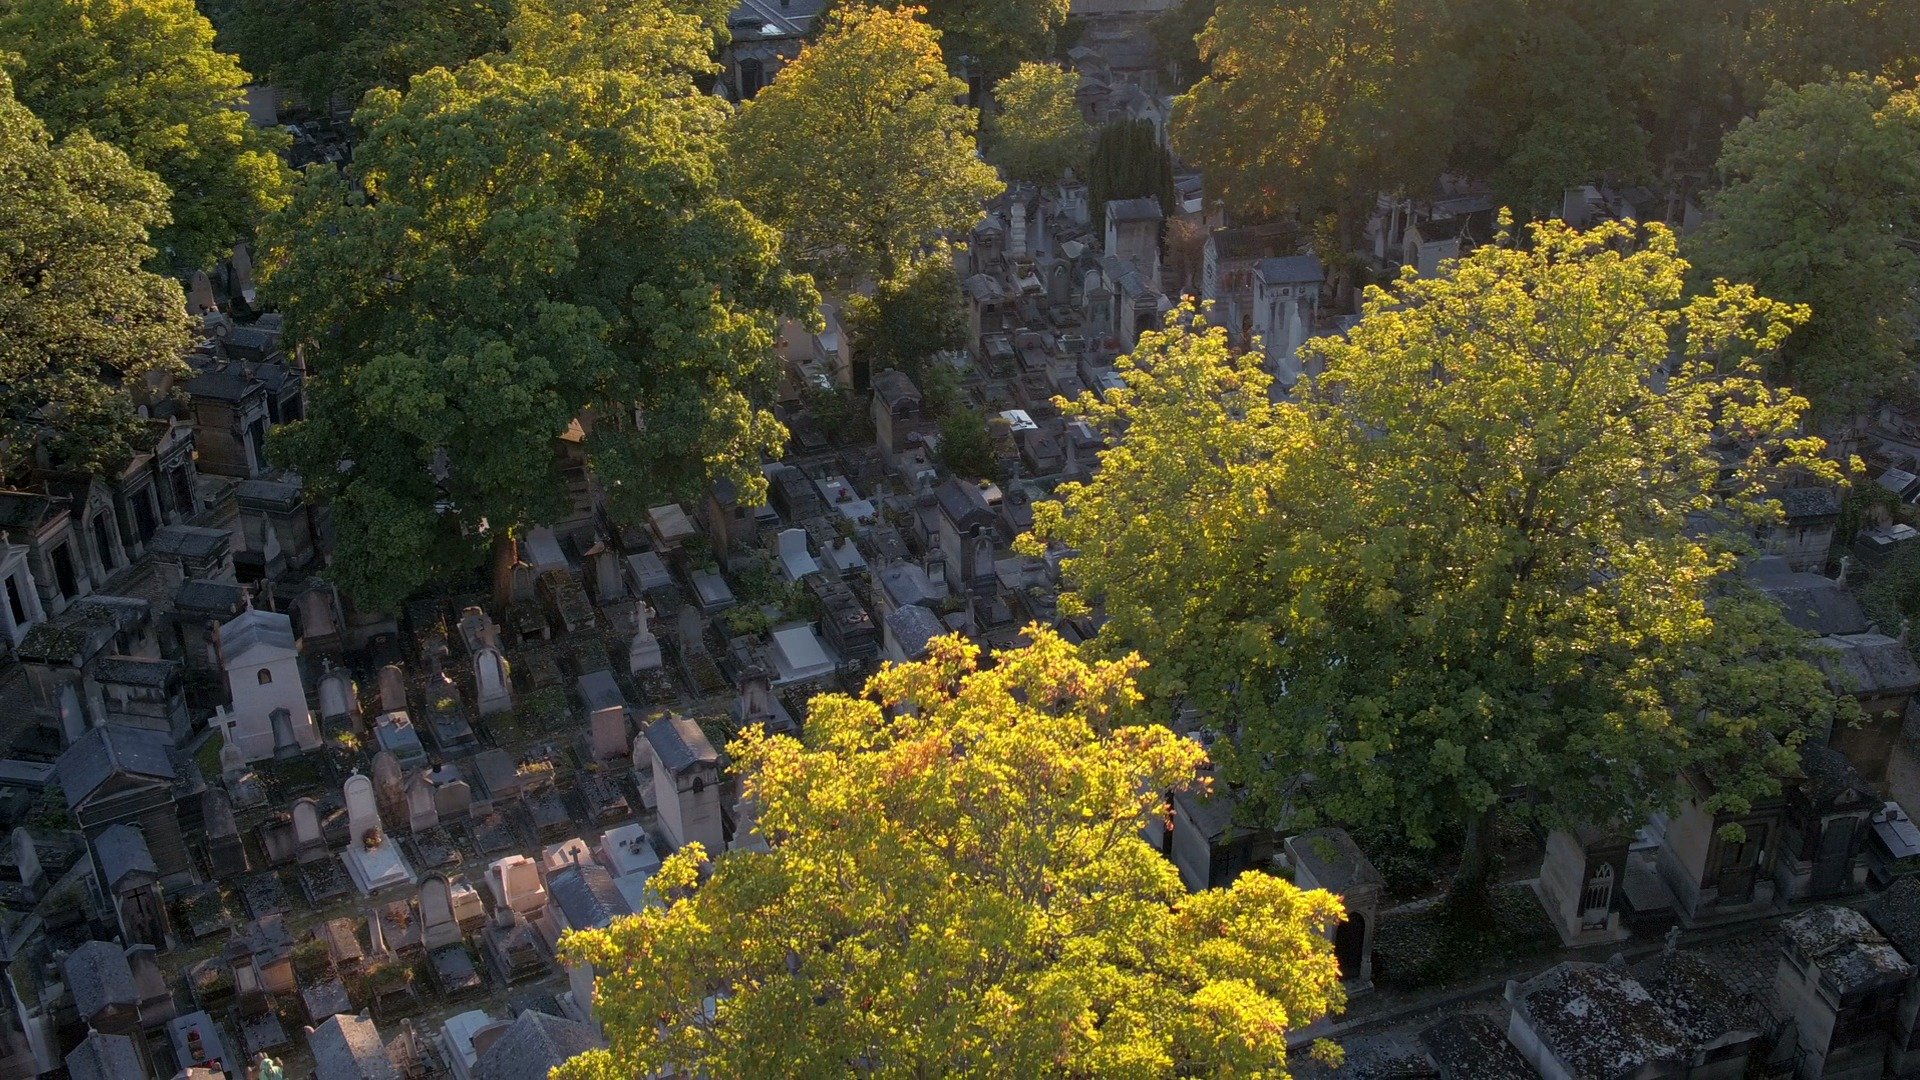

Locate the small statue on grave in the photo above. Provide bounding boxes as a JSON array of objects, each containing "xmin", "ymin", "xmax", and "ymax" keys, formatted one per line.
[{"xmin": 257, "ymin": 1055, "xmax": 284, "ymax": 1080}]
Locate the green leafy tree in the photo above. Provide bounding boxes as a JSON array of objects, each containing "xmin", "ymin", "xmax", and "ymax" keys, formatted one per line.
[
  {"xmin": 1171, "ymin": 0, "xmax": 1458, "ymax": 224},
  {"xmin": 1, "ymin": 0, "xmax": 290, "ymax": 269},
  {"xmin": 1149, "ymin": 0, "xmax": 1215, "ymax": 91},
  {"xmin": 217, "ymin": 0, "xmax": 515, "ymax": 112},
  {"xmin": 262, "ymin": 33, "xmax": 814, "ymax": 613},
  {"xmin": 1086, "ymin": 118, "xmax": 1174, "ymax": 237},
  {"xmin": 506, "ymin": 0, "xmax": 731, "ymax": 77},
  {"xmin": 0, "ymin": 72, "xmax": 193, "ymax": 478},
  {"xmin": 936, "ymin": 408, "xmax": 997, "ymax": 479},
  {"xmin": 557, "ymin": 630, "xmax": 1347, "ymax": 1078},
  {"xmin": 727, "ymin": 5, "xmax": 1002, "ymax": 287},
  {"xmin": 1689, "ymin": 76, "xmax": 1920, "ymax": 422},
  {"xmin": 986, "ymin": 61, "xmax": 1087, "ymax": 184},
  {"xmin": 1033, "ymin": 221, "xmax": 1846, "ymax": 904},
  {"xmin": 841, "ymin": 248, "xmax": 968, "ymax": 382},
  {"xmin": 835, "ymin": 0, "xmax": 1069, "ymax": 78}
]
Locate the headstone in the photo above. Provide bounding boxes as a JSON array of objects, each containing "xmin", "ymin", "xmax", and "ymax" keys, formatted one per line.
[
  {"xmin": 590, "ymin": 707, "xmax": 629, "ymax": 762},
  {"xmin": 487, "ymin": 855, "xmax": 547, "ymax": 917},
  {"xmin": 341, "ymin": 773, "xmax": 417, "ymax": 896},
  {"xmin": 317, "ymin": 670, "xmax": 357, "ymax": 722},
  {"xmin": 378, "ymin": 664, "xmax": 407, "ymax": 713},
  {"xmin": 11, "ymin": 828, "xmax": 42, "ymax": 894},
  {"xmin": 406, "ymin": 773, "xmax": 439, "ymax": 833},
  {"xmin": 418, "ymin": 874, "xmax": 460, "ymax": 950},
  {"xmin": 628, "ymin": 604, "xmax": 662, "ymax": 674},
  {"xmin": 473, "ymin": 647, "xmax": 512, "ymax": 717},
  {"xmin": 371, "ymin": 753, "xmax": 406, "ymax": 833},
  {"xmin": 344, "ymin": 773, "xmax": 380, "ymax": 847},
  {"xmin": 292, "ymin": 799, "xmax": 326, "ymax": 862},
  {"xmin": 187, "ymin": 271, "xmax": 217, "ymax": 314},
  {"xmin": 231, "ymin": 242, "xmax": 257, "ymax": 304},
  {"xmin": 435, "ymin": 780, "xmax": 473, "ymax": 820},
  {"xmin": 220, "ymin": 741, "xmax": 249, "ymax": 784},
  {"xmin": 739, "ymin": 669, "xmax": 775, "ymax": 726},
  {"xmin": 206, "ymin": 789, "xmax": 248, "ymax": 878},
  {"xmin": 458, "ymin": 607, "xmax": 499, "ymax": 655}
]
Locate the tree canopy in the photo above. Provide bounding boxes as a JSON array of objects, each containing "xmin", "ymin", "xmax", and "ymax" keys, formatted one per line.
[
  {"xmin": 557, "ymin": 629, "xmax": 1347, "ymax": 1078},
  {"xmin": 1170, "ymin": 0, "xmax": 1458, "ymax": 223},
  {"xmin": 0, "ymin": 72, "xmax": 193, "ymax": 478},
  {"xmin": 726, "ymin": 5, "xmax": 1002, "ymax": 287},
  {"xmin": 1032, "ymin": 221, "xmax": 1846, "ymax": 894},
  {"xmin": 261, "ymin": 14, "xmax": 813, "ymax": 612},
  {"xmin": 217, "ymin": 0, "xmax": 515, "ymax": 112},
  {"xmin": 836, "ymin": 0, "xmax": 1069, "ymax": 78},
  {"xmin": 1086, "ymin": 119, "xmax": 1175, "ymax": 238},
  {"xmin": 1688, "ymin": 76, "xmax": 1920, "ymax": 421},
  {"xmin": 1168, "ymin": 0, "xmax": 1920, "ymax": 228},
  {"xmin": 986, "ymin": 62, "xmax": 1088, "ymax": 185},
  {"xmin": 1, "ymin": 0, "xmax": 290, "ymax": 269},
  {"xmin": 841, "ymin": 248, "xmax": 968, "ymax": 384}
]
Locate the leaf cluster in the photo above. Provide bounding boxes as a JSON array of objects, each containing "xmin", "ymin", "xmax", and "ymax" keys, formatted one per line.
[{"xmin": 558, "ymin": 629, "xmax": 1346, "ymax": 1078}]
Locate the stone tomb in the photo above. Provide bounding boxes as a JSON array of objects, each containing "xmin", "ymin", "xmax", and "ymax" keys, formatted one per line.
[
  {"xmin": 1535, "ymin": 826, "xmax": 1631, "ymax": 947},
  {"xmin": 292, "ymin": 798, "xmax": 328, "ymax": 864},
  {"xmin": 340, "ymin": 772, "xmax": 417, "ymax": 896},
  {"xmin": 378, "ymin": 664, "xmax": 408, "ymax": 713},
  {"xmin": 1284, "ymin": 828, "xmax": 1384, "ymax": 992},
  {"xmin": 473, "ymin": 646, "xmax": 513, "ymax": 717}
]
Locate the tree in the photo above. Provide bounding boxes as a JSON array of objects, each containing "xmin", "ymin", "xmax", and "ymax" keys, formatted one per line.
[
  {"xmin": 726, "ymin": 5, "xmax": 1002, "ymax": 287},
  {"xmin": 1170, "ymin": 0, "xmax": 1458, "ymax": 225},
  {"xmin": 556, "ymin": 630, "xmax": 1347, "ymax": 1078},
  {"xmin": 1688, "ymin": 76, "xmax": 1920, "ymax": 422},
  {"xmin": 1032, "ymin": 222, "xmax": 1846, "ymax": 906},
  {"xmin": 841, "ymin": 248, "xmax": 968, "ymax": 382},
  {"xmin": 1086, "ymin": 119, "xmax": 1174, "ymax": 238},
  {"xmin": 505, "ymin": 0, "xmax": 732, "ymax": 78},
  {"xmin": 1, "ymin": 0, "xmax": 290, "ymax": 269},
  {"xmin": 0, "ymin": 72, "xmax": 193, "ymax": 479},
  {"xmin": 217, "ymin": 0, "xmax": 515, "ymax": 113},
  {"xmin": 261, "ymin": 35, "xmax": 814, "ymax": 613},
  {"xmin": 986, "ymin": 62, "xmax": 1087, "ymax": 185},
  {"xmin": 833, "ymin": 0, "xmax": 1070, "ymax": 78},
  {"xmin": 936, "ymin": 408, "xmax": 998, "ymax": 479}
]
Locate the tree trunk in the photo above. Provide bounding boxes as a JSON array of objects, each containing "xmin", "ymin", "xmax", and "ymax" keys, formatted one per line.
[
  {"xmin": 490, "ymin": 530, "xmax": 518, "ymax": 614},
  {"xmin": 1446, "ymin": 804, "xmax": 1501, "ymax": 926}
]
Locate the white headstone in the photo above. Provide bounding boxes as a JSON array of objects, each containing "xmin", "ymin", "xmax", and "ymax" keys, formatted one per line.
[
  {"xmin": 379, "ymin": 665, "xmax": 408, "ymax": 713},
  {"xmin": 473, "ymin": 647, "xmax": 512, "ymax": 717},
  {"xmin": 187, "ymin": 270, "xmax": 217, "ymax": 314},
  {"xmin": 458, "ymin": 607, "xmax": 498, "ymax": 656},
  {"xmin": 590, "ymin": 707, "xmax": 629, "ymax": 762},
  {"xmin": 344, "ymin": 773, "xmax": 381, "ymax": 846},
  {"xmin": 488, "ymin": 855, "xmax": 547, "ymax": 916}
]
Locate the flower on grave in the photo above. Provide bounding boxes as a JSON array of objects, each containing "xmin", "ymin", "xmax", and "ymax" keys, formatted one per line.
[{"xmin": 362, "ymin": 828, "xmax": 383, "ymax": 851}]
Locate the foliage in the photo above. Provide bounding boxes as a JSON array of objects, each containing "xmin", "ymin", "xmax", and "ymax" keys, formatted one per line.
[
  {"xmin": 1149, "ymin": 0, "xmax": 1215, "ymax": 91},
  {"xmin": 841, "ymin": 248, "xmax": 969, "ymax": 382},
  {"xmin": 2, "ymin": 0, "xmax": 290, "ymax": 269},
  {"xmin": 1086, "ymin": 119, "xmax": 1174, "ymax": 239},
  {"xmin": 1171, "ymin": 0, "xmax": 1457, "ymax": 223},
  {"xmin": 262, "ymin": 22, "xmax": 813, "ymax": 613},
  {"xmin": 1689, "ymin": 77, "xmax": 1920, "ymax": 421},
  {"xmin": 837, "ymin": 0, "xmax": 1069, "ymax": 78},
  {"xmin": 557, "ymin": 630, "xmax": 1347, "ymax": 1078},
  {"xmin": 0, "ymin": 73, "xmax": 193, "ymax": 479},
  {"xmin": 506, "ymin": 0, "xmax": 730, "ymax": 78},
  {"xmin": 217, "ymin": 0, "xmax": 515, "ymax": 112},
  {"xmin": 727, "ymin": 5, "xmax": 1002, "ymax": 287},
  {"xmin": 937, "ymin": 408, "xmax": 998, "ymax": 480},
  {"xmin": 1032, "ymin": 221, "xmax": 1847, "ymax": 897},
  {"xmin": 986, "ymin": 62, "xmax": 1088, "ymax": 185},
  {"xmin": 1859, "ymin": 543, "xmax": 1920, "ymax": 634}
]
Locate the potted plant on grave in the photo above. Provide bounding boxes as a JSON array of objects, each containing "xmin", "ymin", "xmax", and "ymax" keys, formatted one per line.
[{"xmin": 362, "ymin": 828, "xmax": 384, "ymax": 851}]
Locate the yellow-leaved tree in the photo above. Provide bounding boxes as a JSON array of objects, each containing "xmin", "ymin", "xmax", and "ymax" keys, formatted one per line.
[{"xmin": 557, "ymin": 629, "xmax": 1346, "ymax": 1078}]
